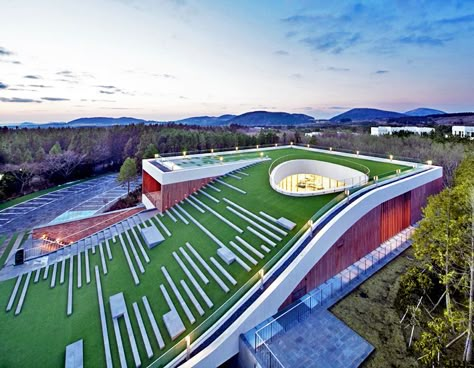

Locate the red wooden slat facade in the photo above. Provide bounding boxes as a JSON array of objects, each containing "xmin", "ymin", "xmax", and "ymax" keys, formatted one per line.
[
  {"xmin": 279, "ymin": 179, "xmax": 443, "ymax": 310},
  {"xmin": 142, "ymin": 170, "xmax": 215, "ymax": 212}
]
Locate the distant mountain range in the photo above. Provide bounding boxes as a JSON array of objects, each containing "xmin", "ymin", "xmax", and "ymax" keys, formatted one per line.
[
  {"xmin": 3, "ymin": 107, "xmax": 454, "ymax": 128},
  {"xmin": 6, "ymin": 110, "xmax": 316, "ymax": 128},
  {"xmin": 330, "ymin": 107, "xmax": 447, "ymax": 122}
]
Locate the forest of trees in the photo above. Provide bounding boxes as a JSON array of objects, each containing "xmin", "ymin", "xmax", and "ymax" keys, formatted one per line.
[
  {"xmin": 0, "ymin": 123, "xmax": 472, "ymax": 204},
  {"xmin": 395, "ymin": 156, "xmax": 474, "ymax": 365},
  {"xmin": 0, "ymin": 124, "xmax": 279, "ymax": 202}
]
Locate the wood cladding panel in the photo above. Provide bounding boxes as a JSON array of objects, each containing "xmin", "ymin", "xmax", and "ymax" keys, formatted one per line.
[
  {"xmin": 380, "ymin": 193, "xmax": 411, "ymax": 241},
  {"xmin": 279, "ymin": 205, "xmax": 382, "ymax": 309},
  {"xmin": 160, "ymin": 177, "xmax": 215, "ymax": 212},
  {"xmin": 279, "ymin": 179, "xmax": 443, "ymax": 311},
  {"xmin": 142, "ymin": 170, "xmax": 161, "ymax": 193},
  {"xmin": 410, "ymin": 177, "xmax": 443, "ymax": 223}
]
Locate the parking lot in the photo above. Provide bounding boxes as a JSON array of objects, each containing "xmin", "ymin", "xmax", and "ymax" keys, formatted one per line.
[{"xmin": 0, "ymin": 174, "xmax": 141, "ymax": 234}]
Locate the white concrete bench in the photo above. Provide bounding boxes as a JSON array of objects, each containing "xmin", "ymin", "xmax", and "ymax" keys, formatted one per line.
[
  {"xmin": 154, "ymin": 217, "xmax": 171, "ymax": 237},
  {"xmin": 215, "ymin": 179, "xmax": 246, "ymax": 194},
  {"xmin": 197, "ymin": 189, "xmax": 220, "ymax": 203},
  {"xmin": 226, "ymin": 206, "xmax": 282, "ymax": 241},
  {"xmin": 207, "ymin": 183, "xmax": 221, "ymax": 192},
  {"xmin": 189, "ymin": 196, "xmax": 243, "ymax": 234},
  {"xmin": 224, "ymin": 198, "xmax": 287, "ymax": 236},
  {"xmin": 185, "ymin": 197, "xmax": 205, "ymax": 213},
  {"xmin": 6, "ymin": 274, "xmax": 22, "ymax": 312},
  {"xmin": 15, "ymin": 272, "xmax": 31, "ymax": 315},
  {"xmin": 166, "ymin": 210, "xmax": 178, "ymax": 223},
  {"xmin": 132, "ymin": 302, "xmax": 153, "ymax": 358},
  {"xmin": 50, "ymin": 262, "xmax": 58, "ymax": 288},
  {"xmin": 67, "ymin": 256, "xmax": 74, "ymax": 316},
  {"xmin": 85, "ymin": 247, "xmax": 91, "ymax": 284},
  {"xmin": 142, "ymin": 296, "xmax": 165, "ymax": 350},
  {"xmin": 99, "ymin": 242, "xmax": 108, "ymax": 275},
  {"xmin": 210, "ymin": 257, "xmax": 237, "ymax": 285},
  {"xmin": 180, "ymin": 246, "xmax": 209, "ymax": 284},
  {"xmin": 94, "ymin": 266, "xmax": 113, "ymax": 368},
  {"xmin": 173, "ymin": 251, "xmax": 213, "ymax": 308},
  {"xmin": 247, "ymin": 226, "xmax": 277, "ymax": 247},
  {"xmin": 186, "ymin": 243, "xmax": 229, "ymax": 293},
  {"xmin": 162, "ymin": 266, "xmax": 195, "ymax": 324},
  {"xmin": 118, "ymin": 233, "xmax": 140, "ymax": 285},
  {"xmin": 180, "ymin": 280, "xmax": 205, "ymax": 316},
  {"xmin": 171, "ymin": 207, "xmax": 189, "ymax": 225},
  {"xmin": 229, "ymin": 241, "xmax": 258, "ymax": 265},
  {"xmin": 235, "ymin": 236, "xmax": 264, "ymax": 259},
  {"xmin": 121, "ymin": 224, "xmax": 145, "ymax": 274}
]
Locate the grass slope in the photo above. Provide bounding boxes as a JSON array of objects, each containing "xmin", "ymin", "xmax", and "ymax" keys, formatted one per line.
[{"xmin": 0, "ymin": 148, "xmax": 408, "ymax": 367}]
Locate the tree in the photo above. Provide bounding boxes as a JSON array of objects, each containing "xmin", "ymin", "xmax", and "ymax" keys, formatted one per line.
[
  {"xmin": 118, "ymin": 157, "xmax": 137, "ymax": 194},
  {"xmin": 143, "ymin": 143, "xmax": 159, "ymax": 159},
  {"xmin": 399, "ymin": 156, "xmax": 474, "ymax": 364},
  {"xmin": 49, "ymin": 142, "xmax": 62, "ymax": 155}
]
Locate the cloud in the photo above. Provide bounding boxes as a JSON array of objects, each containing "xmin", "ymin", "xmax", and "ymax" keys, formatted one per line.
[
  {"xmin": 0, "ymin": 59, "xmax": 21, "ymax": 65},
  {"xmin": 274, "ymin": 50, "xmax": 289, "ymax": 56},
  {"xmin": 329, "ymin": 106, "xmax": 350, "ymax": 110},
  {"xmin": 285, "ymin": 31, "xmax": 298, "ymax": 38},
  {"xmin": 41, "ymin": 97, "xmax": 70, "ymax": 101},
  {"xmin": 0, "ymin": 97, "xmax": 42, "ymax": 103},
  {"xmin": 152, "ymin": 73, "xmax": 177, "ymax": 79},
  {"xmin": 301, "ymin": 32, "xmax": 361, "ymax": 54},
  {"xmin": 290, "ymin": 73, "xmax": 303, "ymax": 79},
  {"xmin": 29, "ymin": 84, "xmax": 52, "ymax": 88},
  {"xmin": 375, "ymin": 70, "xmax": 389, "ymax": 74},
  {"xmin": 57, "ymin": 70, "xmax": 74, "ymax": 76},
  {"xmin": 398, "ymin": 35, "xmax": 451, "ymax": 47},
  {"xmin": 24, "ymin": 75, "xmax": 42, "ymax": 79},
  {"xmin": 96, "ymin": 85, "xmax": 117, "ymax": 89},
  {"xmin": 100, "ymin": 90, "xmax": 115, "ymax": 94},
  {"xmin": 97, "ymin": 84, "xmax": 134, "ymax": 95},
  {"xmin": 0, "ymin": 82, "xmax": 8, "ymax": 89},
  {"xmin": 0, "ymin": 47, "xmax": 12, "ymax": 56},
  {"xmin": 327, "ymin": 66, "xmax": 350, "ymax": 72}
]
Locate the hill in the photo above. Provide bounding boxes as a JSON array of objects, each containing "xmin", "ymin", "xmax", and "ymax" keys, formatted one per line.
[
  {"xmin": 405, "ymin": 108, "xmax": 446, "ymax": 116},
  {"xmin": 330, "ymin": 108, "xmax": 406, "ymax": 122},
  {"xmin": 174, "ymin": 114, "xmax": 236, "ymax": 126},
  {"xmin": 228, "ymin": 111, "xmax": 314, "ymax": 126}
]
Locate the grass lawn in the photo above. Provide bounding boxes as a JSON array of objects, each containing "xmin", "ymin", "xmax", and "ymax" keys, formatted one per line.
[
  {"xmin": 331, "ymin": 248, "xmax": 419, "ymax": 368},
  {"xmin": 0, "ymin": 148, "xmax": 409, "ymax": 367}
]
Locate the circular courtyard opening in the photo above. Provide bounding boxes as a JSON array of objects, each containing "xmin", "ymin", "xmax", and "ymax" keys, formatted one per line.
[{"xmin": 269, "ymin": 159, "xmax": 369, "ymax": 197}]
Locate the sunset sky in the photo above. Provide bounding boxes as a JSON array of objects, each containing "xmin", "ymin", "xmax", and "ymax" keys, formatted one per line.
[{"xmin": 1, "ymin": 0, "xmax": 474, "ymax": 123}]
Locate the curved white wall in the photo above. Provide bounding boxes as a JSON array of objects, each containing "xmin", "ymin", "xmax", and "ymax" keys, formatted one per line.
[
  {"xmin": 176, "ymin": 166, "xmax": 442, "ymax": 368},
  {"xmin": 270, "ymin": 159, "xmax": 368, "ymax": 196}
]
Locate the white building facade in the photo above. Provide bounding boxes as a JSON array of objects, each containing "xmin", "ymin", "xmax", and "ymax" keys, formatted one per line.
[
  {"xmin": 371, "ymin": 126, "xmax": 434, "ymax": 136},
  {"xmin": 452, "ymin": 126, "xmax": 474, "ymax": 138}
]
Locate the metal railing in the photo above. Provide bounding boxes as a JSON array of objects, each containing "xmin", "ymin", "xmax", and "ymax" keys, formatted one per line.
[{"xmin": 253, "ymin": 228, "xmax": 415, "ymax": 368}]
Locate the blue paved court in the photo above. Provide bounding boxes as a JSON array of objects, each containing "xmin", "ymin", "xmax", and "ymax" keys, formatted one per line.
[{"xmin": 265, "ymin": 309, "xmax": 373, "ymax": 368}]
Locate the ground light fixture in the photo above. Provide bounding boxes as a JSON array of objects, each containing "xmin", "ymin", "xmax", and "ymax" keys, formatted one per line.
[
  {"xmin": 256, "ymin": 144, "xmax": 259, "ymax": 149},
  {"xmin": 427, "ymin": 160, "xmax": 433, "ymax": 165},
  {"xmin": 356, "ymin": 150, "xmax": 360, "ymax": 156},
  {"xmin": 183, "ymin": 151, "xmax": 187, "ymax": 157},
  {"xmin": 219, "ymin": 156, "xmax": 224, "ymax": 164},
  {"xmin": 236, "ymin": 146, "xmax": 239, "ymax": 151},
  {"xmin": 211, "ymin": 148, "xmax": 214, "ymax": 154},
  {"xmin": 329, "ymin": 147, "xmax": 333, "ymax": 151},
  {"xmin": 186, "ymin": 335, "xmax": 191, "ymax": 360},
  {"xmin": 307, "ymin": 144, "xmax": 310, "ymax": 148},
  {"xmin": 259, "ymin": 269, "xmax": 264, "ymax": 290},
  {"xmin": 389, "ymin": 154, "xmax": 393, "ymax": 161},
  {"xmin": 260, "ymin": 152, "xmax": 264, "ymax": 158}
]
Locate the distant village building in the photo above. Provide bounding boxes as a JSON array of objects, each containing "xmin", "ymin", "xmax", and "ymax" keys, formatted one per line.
[
  {"xmin": 370, "ymin": 126, "xmax": 434, "ymax": 136},
  {"xmin": 452, "ymin": 126, "xmax": 474, "ymax": 138},
  {"xmin": 304, "ymin": 132, "xmax": 323, "ymax": 137}
]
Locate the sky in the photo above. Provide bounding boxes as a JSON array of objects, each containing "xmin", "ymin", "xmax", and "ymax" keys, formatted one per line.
[{"xmin": 1, "ymin": 0, "xmax": 474, "ymax": 123}]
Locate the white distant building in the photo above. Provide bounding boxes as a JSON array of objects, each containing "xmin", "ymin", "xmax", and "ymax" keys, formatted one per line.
[
  {"xmin": 370, "ymin": 126, "xmax": 434, "ymax": 136},
  {"xmin": 305, "ymin": 132, "xmax": 322, "ymax": 137},
  {"xmin": 452, "ymin": 126, "xmax": 474, "ymax": 138}
]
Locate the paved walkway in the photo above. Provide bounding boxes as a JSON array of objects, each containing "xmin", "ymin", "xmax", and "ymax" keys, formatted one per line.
[
  {"xmin": 266, "ymin": 310, "xmax": 373, "ymax": 368},
  {"xmin": 243, "ymin": 226, "xmax": 415, "ymax": 368}
]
